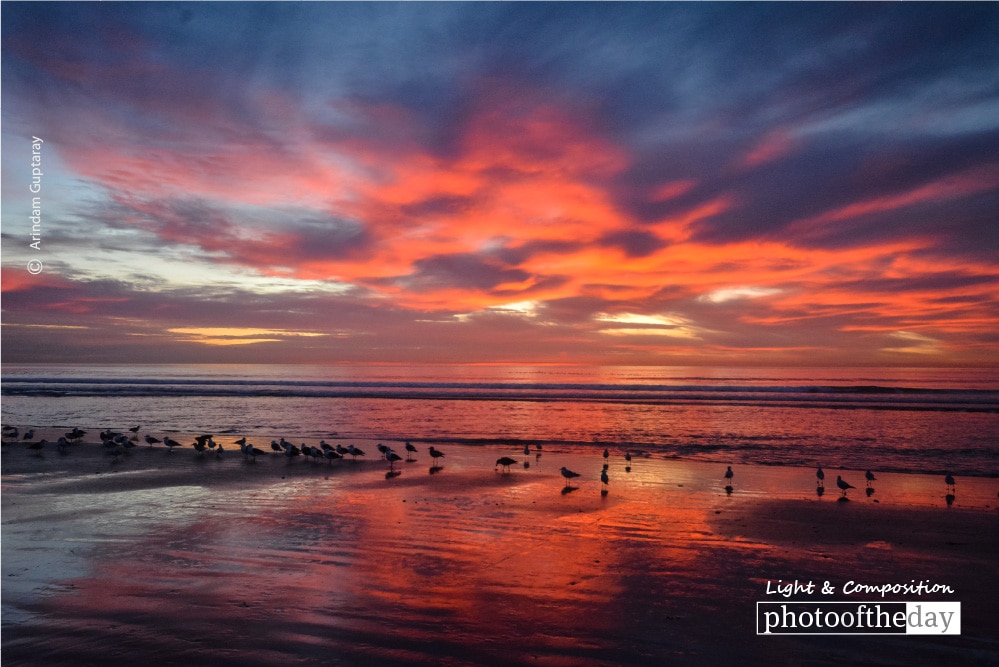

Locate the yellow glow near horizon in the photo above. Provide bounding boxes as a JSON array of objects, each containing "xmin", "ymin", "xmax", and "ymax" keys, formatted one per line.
[{"xmin": 167, "ymin": 327, "xmax": 328, "ymax": 346}]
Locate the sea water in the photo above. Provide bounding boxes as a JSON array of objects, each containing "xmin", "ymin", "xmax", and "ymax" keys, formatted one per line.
[{"xmin": 2, "ymin": 364, "xmax": 996, "ymax": 476}]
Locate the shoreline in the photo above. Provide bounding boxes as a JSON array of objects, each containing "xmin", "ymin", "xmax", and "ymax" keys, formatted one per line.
[{"xmin": 3, "ymin": 432, "xmax": 997, "ymax": 665}]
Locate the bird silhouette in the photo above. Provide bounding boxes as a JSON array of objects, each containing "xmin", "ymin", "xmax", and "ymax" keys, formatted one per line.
[
  {"xmin": 145, "ymin": 434, "xmax": 161, "ymax": 447},
  {"xmin": 865, "ymin": 470, "xmax": 876, "ymax": 487},
  {"xmin": 495, "ymin": 456, "xmax": 517, "ymax": 473},
  {"xmin": 429, "ymin": 447, "xmax": 445, "ymax": 464},
  {"xmin": 816, "ymin": 466, "xmax": 825, "ymax": 487},
  {"xmin": 560, "ymin": 466, "xmax": 581, "ymax": 487},
  {"xmin": 836, "ymin": 475, "xmax": 856, "ymax": 497},
  {"xmin": 405, "ymin": 442, "xmax": 418, "ymax": 460},
  {"xmin": 944, "ymin": 472, "xmax": 956, "ymax": 492},
  {"xmin": 724, "ymin": 466, "xmax": 734, "ymax": 481},
  {"xmin": 386, "ymin": 451, "xmax": 403, "ymax": 470}
]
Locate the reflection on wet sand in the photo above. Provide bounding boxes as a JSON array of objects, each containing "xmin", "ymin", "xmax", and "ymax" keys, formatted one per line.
[{"xmin": 2, "ymin": 440, "xmax": 997, "ymax": 665}]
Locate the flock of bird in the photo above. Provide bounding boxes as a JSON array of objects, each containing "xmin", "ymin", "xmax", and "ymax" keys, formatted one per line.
[{"xmin": 1, "ymin": 424, "xmax": 963, "ymax": 498}]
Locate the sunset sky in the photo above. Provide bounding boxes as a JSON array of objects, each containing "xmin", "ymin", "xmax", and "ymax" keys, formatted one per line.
[{"xmin": 2, "ymin": 2, "xmax": 998, "ymax": 366}]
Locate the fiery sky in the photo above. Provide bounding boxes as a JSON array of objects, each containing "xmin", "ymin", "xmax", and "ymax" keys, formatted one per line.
[{"xmin": 2, "ymin": 3, "xmax": 998, "ymax": 365}]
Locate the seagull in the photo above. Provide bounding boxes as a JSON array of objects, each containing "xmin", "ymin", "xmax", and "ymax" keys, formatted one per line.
[
  {"xmin": 163, "ymin": 437, "xmax": 182, "ymax": 452},
  {"xmin": 376, "ymin": 443, "xmax": 390, "ymax": 459},
  {"xmin": 495, "ymin": 456, "xmax": 517, "ymax": 473},
  {"xmin": 26, "ymin": 440, "xmax": 44, "ymax": 455},
  {"xmin": 247, "ymin": 445, "xmax": 266, "ymax": 462},
  {"xmin": 560, "ymin": 466, "xmax": 581, "ymax": 487},
  {"xmin": 429, "ymin": 447, "xmax": 445, "ymax": 464},
  {"xmin": 55, "ymin": 438, "xmax": 69, "ymax": 454},
  {"xmin": 601, "ymin": 469, "xmax": 609, "ymax": 487},
  {"xmin": 386, "ymin": 451, "xmax": 403, "ymax": 470},
  {"xmin": 836, "ymin": 475, "xmax": 856, "ymax": 497},
  {"xmin": 284, "ymin": 444, "xmax": 301, "ymax": 460},
  {"xmin": 944, "ymin": 472, "xmax": 956, "ymax": 492},
  {"xmin": 724, "ymin": 466, "xmax": 734, "ymax": 481},
  {"xmin": 324, "ymin": 449, "xmax": 342, "ymax": 464},
  {"xmin": 347, "ymin": 445, "xmax": 365, "ymax": 462},
  {"xmin": 22, "ymin": 429, "xmax": 35, "ymax": 442},
  {"xmin": 603, "ymin": 448, "xmax": 610, "ymax": 460},
  {"xmin": 524, "ymin": 444, "xmax": 531, "ymax": 457},
  {"xmin": 235, "ymin": 437, "xmax": 247, "ymax": 447},
  {"xmin": 624, "ymin": 451, "xmax": 632, "ymax": 462},
  {"xmin": 816, "ymin": 466, "xmax": 825, "ymax": 487},
  {"xmin": 405, "ymin": 442, "xmax": 418, "ymax": 460},
  {"xmin": 145, "ymin": 435, "xmax": 161, "ymax": 447},
  {"xmin": 865, "ymin": 470, "xmax": 876, "ymax": 487},
  {"xmin": 270, "ymin": 441, "xmax": 284, "ymax": 452},
  {"xmin": 128, "ymin": 426, "xmax": 140, "ymax": 439}
]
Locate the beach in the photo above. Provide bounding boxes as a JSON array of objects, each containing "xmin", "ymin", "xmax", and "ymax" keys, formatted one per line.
[{"xmin": 2, "ymin": 432, "xmax": 996, "ymax": 666}]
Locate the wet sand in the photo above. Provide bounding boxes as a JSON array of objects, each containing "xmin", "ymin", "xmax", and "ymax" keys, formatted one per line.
[{"xmin": 2, "ymin": 433, "xmax": 997, "ymax": 666}]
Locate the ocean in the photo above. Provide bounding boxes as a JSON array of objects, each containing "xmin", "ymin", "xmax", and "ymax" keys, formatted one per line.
[{"xmin": 1, "ymin": 364, "xmax": 996, "ymax": 476}]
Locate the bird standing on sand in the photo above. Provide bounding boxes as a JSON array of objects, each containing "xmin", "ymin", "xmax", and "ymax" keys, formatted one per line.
[
  {"xmin": 816, "ymin": 466, "xmax": 825, "ymax": 487},
  {"xmin": 945, "ymin": 472, "xmax": 956, "ymax": 492},
  {"xmin": 495, "ymin": 457, "xmax": 517, "ymax": 473},
  {"xmin": 22, "ymin": 429, "xmax": 35, "ymax": 442},
  {"xmin": 724, "ymin": 466, "xmax": 734, "ymax": 481},
  {"xmin": 405, "ymin": 442, "xmax": 418, "ymax": 461},
  {"xmin": 145, "ymin": 435, "xmax": 161, "ymax": 447},
  {"xmin": 601, "ymin": 468, "xmax": 609, "ymax": 488},
  {"xmin": 163, "ymin": 437, "xmax": 182, "ymax": 452},
  {"xmin": 429, "ymin": 447, "xmax": 445, "ymax": 464},
  {"xmin": 603, "ymin": 448, "xmax": 610, "ymax": 460},
  {"xmin": 560, "ymin": 466, "xmax": 581, "ymax": 487},
  {"xmin": 865, "ymin": 470, "xmax": 876, "ymax": 487},
  {"xmin": 386, "ymin": 451, "xmax": 403, "ymax": 470},
  {"xmin": 347, "ymin": 444, "xmax": 365, "ymax": 462},
  {"xmin": 836, "ymin": 475, "xmax": 856, "ymax": 497}
]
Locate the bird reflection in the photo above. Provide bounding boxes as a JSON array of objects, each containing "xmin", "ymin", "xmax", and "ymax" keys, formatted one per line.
[
  {"xmin": 385, "ymin": 470, "xmax": 402, "ymax": 479},
  {"xmin": 816, "ymin": 485, "xmax": 825, "ymax": 498},
  {"xmin": 865, "ymin": 487, "xmax": 875, "ymax": 498},
  {"xmin": 429, "ymin": 465, "xmax": 444, "ymax": 475},
  {"xmin": 945, "ymin": 493, "xmax": 955, "ymax": 507},
  {"xmin": 561, "ymin": 485, "xmax": 579, "ymax": 495},
  {"xmin": 724, "ymin": 485, "xmax": 733, "ymax": 496}
]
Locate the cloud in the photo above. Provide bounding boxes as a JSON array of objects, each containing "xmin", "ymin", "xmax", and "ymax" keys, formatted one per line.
[{"xmin": 2, "ymin": 3, "xmax": 998, "ymax": 366}]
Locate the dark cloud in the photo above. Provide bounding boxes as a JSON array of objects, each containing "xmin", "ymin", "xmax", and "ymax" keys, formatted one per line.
[
  {"xmin": 598, "ymin": 229, "xmax": 667, "ymax": 258},
  {"xmin": 407, "ymin": 253, "xmax": 531, "ymax": 292}
]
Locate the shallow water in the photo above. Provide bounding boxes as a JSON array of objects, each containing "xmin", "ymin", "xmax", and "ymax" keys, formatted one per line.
[{"xmin": 2, "ymin": 364, "xmax": 997, "ymax": 476}]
